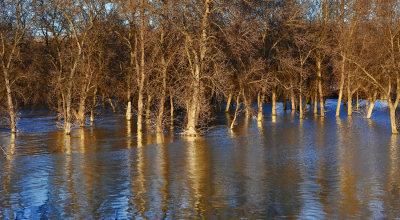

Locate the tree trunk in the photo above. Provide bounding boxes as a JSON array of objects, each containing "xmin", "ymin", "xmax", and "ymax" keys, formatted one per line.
[
  {"xmin": 356, "ymin": 91, "xmax": 359, "ymax": 111},
  {"xmin": 230, "ymin": 95, "xmax": 240, "ymax": 129},
  {"xmin": 242, "ymin": 89, "xmax": 251, "ymax": 118},
  {"xmin": 257, "ymin": 89, "xmax": 265, "ymax": 121},
  {"xmin": 317, "ymin": 59, "xmax": 325, "ymax": 117},
  {"xmin": 170, "ymin": 96, "xmax": 174, "ymax": 129},
  {"xmin": 90, "ymin": 87, "xmax": 97, "ymax": 125},
  {"xmin": 283, "ymin": 92, "xmax": 287, "ymax": 111},
  {"xmin": 57, "ymin": 95, "xmax": 63, "ymax": 121},
  {"xmin": 156, "ymin": 63, "xmax": 167, "ymax": 133},
  {"xmin": 290, "ymin": 80, "xmax": 296, "ymax": 111},
  {"xmin": 314, "ymin": 93, "xmax": 318, "ymax": 115},
  {"xmin": 336, "ymin": 55, "xmax": 345, "ymax": 117},
  {"xmin": 272, "ymin": 86, "xmax": 277, "ymax": 116},
  {"xmin": 389, "ymin": 101, "xmax": 398, "ymax": 134},
  {"xmin": 145, "ymin": 94, "xmax": 152, "ymax": 123},
  {"xmin": 366, "ymin": 91, "xmax": 377, "ymax": 119},
  {"xmin": 3, "ymin": 69, "xmax": 16, "ymax": 133},
  {"xmin": 225, "ymin": 92, "xmax": 232, "ymax": 112},
  {"xmin": 299, "ymin": 93, "xmax": 303, "ymax": 119},
  {"xmin": 347, "ymin": 74, "xmax": 352, "ymax": 116},
  {"xmin": 126, "ymin": 101, "xmax": 132, "ymax": 121},
  {"xmin": 64, "ymin": 93, "xmax": 72, "ymax": 135},
  {"xmin": 77, "ymin": 94, "xmax": 87, "ymax": 127},
  {"xmin": 108, "ymin": 98, "xmax": 116, "ymax": 113},
  {"xmin": 137, "ymin": 0, "xmax": 147, "ymax": 134}
]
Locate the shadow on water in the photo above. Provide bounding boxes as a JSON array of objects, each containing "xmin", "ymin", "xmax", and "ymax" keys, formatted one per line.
[{"xmin": 0, "ymin": 100, "xmax": 400, "ymax": 218}]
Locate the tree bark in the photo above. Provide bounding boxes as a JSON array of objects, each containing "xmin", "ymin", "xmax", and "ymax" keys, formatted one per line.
[
  {"xmin": 3, "ymin": 69, "xmax": 16, "ymax": 133},
  {"xmin": 317, "ymin": 59, "xmax": 325, "ymax": 117},
  {"xmin": 257, "ymin": 89, "xmax": 265, "ymax": 121},
  {"xmin": 366, "ymin": 91, "xmax": 377, "ymax": 119},
  {"xmin": 272, "ymin": 86, "xmax": 277, "ymax": 116},
  {"xmin": 389, "ymin": 101, "xmax": 398, "ymax": 134},
  {"xmin": 225, "ymin": 92, "xmax": 232, "ymax": 112},
  {"xmin": 336, "ymin": 54, "xmax": 345, "ymax": 117},
  {"xmin": 290, "ymin": 79, "xmax": 296, "ymax": 111},
  {"xmin": 230, "ymin": 95, "xmax": 240, "ymax": 129}
]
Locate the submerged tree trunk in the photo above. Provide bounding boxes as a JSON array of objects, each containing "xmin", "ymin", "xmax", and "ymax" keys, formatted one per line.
[
  {"xmin": 272, "ymin": 86, "xmax": 277, "ymax": 116},
  {"xmin": 347, "ymin": 72, "xmax": 352, "ymax": 116},
  {"xmin": 90, "ymin": 87, "xmax": 97, "ymax": 125},
  {"xmin": 366, "ymin": 91, "xmax": 377, "ymax": 119},
  {"xmin": 170, "ymin": 96, "xmax": 174, "ymax": 129},
  {"xmin": 242, "ymin": 89, "xmax": 251, "ymax": 117},
  {"xmin": 230, "ymin": 95, "xmax": 240, "ymax": 129},
  {"xmin": 3, "ymin": 69, "xmax": 16, "ymax": 133},
  {"xmin": 290, "ymin": 80, "xmax": 296, "ymax": 111},
  {"xmin": 314, "ymin": 93, "xmax": 318, "ymax": 115},
  {"xmin": 156, "ymin": 47, "xmax": 167, "ymax": 133},
  {"xmin": 137, "ymin": 0, "xmax": 147, "ymax": 134},
  {"xmin": 317, "ymin": 59, "xmax": 325, "ymax": 117},
  {"xmin": 185, "ymin": 0, "xmax": 210, "ymax": 136},
  {"xmin": 257, "ymin": 89, "xmax": 265, "ymax": 121},
  {"xmin": 336, "ymin": 55, "xmax": 345, "ymax": 117},
  {"xmin": 388, "ymin": 101, "xmax": 398, "ymax": 134}
]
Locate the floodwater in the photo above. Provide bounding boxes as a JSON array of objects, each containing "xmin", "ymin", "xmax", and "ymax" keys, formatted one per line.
[{"xmin": 0, "ymin": 100, "xmax": 399, "ymax": 219}]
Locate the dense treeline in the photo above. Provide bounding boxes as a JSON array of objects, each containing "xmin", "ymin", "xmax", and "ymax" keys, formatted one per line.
[{"xmin": 1, "ymin": 0, "xmax": 400, "ymax": 135}]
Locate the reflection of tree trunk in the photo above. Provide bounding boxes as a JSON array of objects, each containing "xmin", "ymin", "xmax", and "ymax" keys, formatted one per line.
[
  {"xmin": 366, "ymin": 91, "xmax": 377, "ymax": 119},
  {"xmin": 336, "ymin": 55, "xmax": 345, "ymax": 117}
]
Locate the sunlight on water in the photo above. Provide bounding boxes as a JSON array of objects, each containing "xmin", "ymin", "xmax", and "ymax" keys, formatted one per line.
[{"xmin": 0, "ymin": 100, "xmax": 400, "ymax": 219}]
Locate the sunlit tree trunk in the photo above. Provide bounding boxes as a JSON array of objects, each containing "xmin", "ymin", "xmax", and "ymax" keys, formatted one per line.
[
  {"xmin": 290, "ymin": 79, "xmax": 296, "ymax": 111},
  {"xmin": 145, "ymin": 94, "xmax": 152, "ymax": 123},
  {"xmin": 317, "ymin": 59, "xmax": 325, "ymax": 117},
  {"xmin": 3, "ymin": 69, "xmax": 16, "ymax": 133},
  {"xmin": 225, "ymin": 92, "xmax": 232, "ymax": 112},
  {"xmin": 366, "ymin": 91, "xmax": 377, "ymax": 119},
  {"xmin": 137, "ymin": 0, "xmax": 147, "ymax": 133},
  {"xmin": 272, "ymin": 85, "xmax": 277, "ymax": 116},
  {"xmin": 257, "ymin": 88, "xmax": 265, "ymax": 121},
  {"xmin": 230, "ymin": 95, "xmax": 240, "ymax": 129},
  {"xmin": 170, "ymin": 95, "xmax": 174, "ymax": 129},
  {"xmin": 185, "ymin": 0, "xmax": 210, "ymax": 136},
  {"xmin": 314, "ymin": 92, "xmax": 318, "ymax": 115},
  {"xmin": 388, "ymin": 101, "xmax": 398, "ymax": 134},
  {"xmin": 336, "ymin": 54, "xmax": 345, "ymax": 117},
  {"xmin": 90, "ymin": 87, "xmax": 97, "ymax": 125}
]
